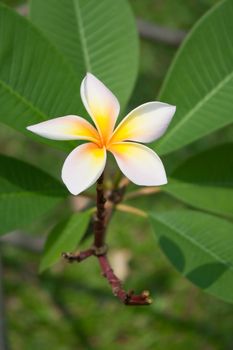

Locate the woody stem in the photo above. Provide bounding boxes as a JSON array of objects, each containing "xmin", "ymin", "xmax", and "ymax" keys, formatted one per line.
[
  {"xmin": 63, "ymin": 172, "xmax": 152, "ymax": 305},
  {"xmin": 93, "ymin": 173, "xmax": 107, "ymax": 249}
]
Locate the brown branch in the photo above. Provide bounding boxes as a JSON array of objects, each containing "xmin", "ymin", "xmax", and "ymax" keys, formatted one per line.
[
  {"xmin": 93, "ymin": 173, "xmax": 107, "ymax": 248},
  {"xmin": 98, "ymin": 255, "xmax": 152, "ymax": 305},
  {"xmin": 137, "ymin": 18, "xmax": 186, "ymax": 46},
  {"xmin": 63, "ymin": 173, "xmax": 152, "ymax": 305}
]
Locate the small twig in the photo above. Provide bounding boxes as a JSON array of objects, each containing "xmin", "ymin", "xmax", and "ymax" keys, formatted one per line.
[
  {"xmin": 137, "ymin": 18, "xmax": 186, "ymax": 46},
  {"xmin": 124, "ymin": 186, "xmax": 161, "ymax": 201},
  {"xmin": 62, "ymin": 249, "xmax": 94, "ymax": 263},
  {"xmin": 116, "ymin": 204, "xmax": 148, "ymax": 218}
]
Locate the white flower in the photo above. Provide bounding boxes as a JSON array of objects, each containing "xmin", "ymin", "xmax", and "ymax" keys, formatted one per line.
[{"xmin": 27, "ymin": 73, "xmax": 176, "ymax": 195}]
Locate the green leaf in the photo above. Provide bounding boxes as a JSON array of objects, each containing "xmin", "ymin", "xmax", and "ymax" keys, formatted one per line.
[
  {"xmin": 156, "ymin": 0, "xmax": 233, "ymax": 155},
  {"xmin": 0, "ymin": 154, "xmax": 67, "ymax": 235},
  {"xmin": 40, "ymin": 211, "xmax": 91, "ymax": 272},
  {"xmin": 164, "ymin": 143, "xmax": 233, "ymax": 217},
  {"xmin": 0, "ymin": 4, "xmax": 82, "ymax": 150},
  {"xmin": 150, "ymin": 210, "xmax": 233, "ymax": 304},
  {"xmin": 30, "ymin": 0, "xmax": 139, "ymax": 110}
]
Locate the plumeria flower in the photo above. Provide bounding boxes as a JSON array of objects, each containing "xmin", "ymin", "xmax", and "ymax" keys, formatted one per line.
[{"xmin": 27, "ymin": 73, "xmax": 176, "ymax": 195}]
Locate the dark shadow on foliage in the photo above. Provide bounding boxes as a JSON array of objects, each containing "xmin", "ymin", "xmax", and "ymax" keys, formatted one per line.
[
  {"xmin": 159, "ymin": 236, "xmax": 185, "ymax": 273},
  {"xmin": 186, "ymin": 262, "xmax": 227, "ymax": 289}
]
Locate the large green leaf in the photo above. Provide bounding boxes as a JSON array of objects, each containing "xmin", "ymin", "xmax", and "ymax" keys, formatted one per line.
[
  {"xmin": 30, "ymin": 0, "xmax": 139, "ymax": 111},
  {"xmin": 0, "ymin": 4, "xmax": 82, "ymax": 150},
  {"xmin": 155, "ymin": 0, "xmax": 233, "ymax": 155},
  {"xmin": 40, "ymin": 211, "xmax": 91, "ymax": 272},
  {"xmin": 164, "ymin": 143, "xmax": 233, "ymax": 217},
  {"xmin": 150, "ymin": 210, "xmax": 233, "ymax": 304},
  {"xmin": 0, "ymin": 154, "xmax": 67, "ymax": 235}
]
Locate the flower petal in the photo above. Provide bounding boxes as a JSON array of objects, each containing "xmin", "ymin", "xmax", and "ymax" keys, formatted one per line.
[
  {"xmin": 110, "ymin": 102, "xmax": 176, "ymax": 144},
  {"xmin": 109, "ymin": 142, "xmax": 167, "ymax": 186},
  {"xmin": 27, "ymin": 115, "xmax": 100, "ymax": 143},
  {"xmin": 81, "ymin": 73, "xmax": 120, "ymax": 142},
  {"xmin": 62, "ymin": 143, "xmax": 106, "ymax": 195}
]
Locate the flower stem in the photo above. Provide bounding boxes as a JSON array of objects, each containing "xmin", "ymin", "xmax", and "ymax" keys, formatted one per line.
[
  {"xmin": 63, "ymin": 172, "xmax": 152, "ymax": 306},
  {"xmin": 93, "ymin": 173, "xmax": 106, "ymax": 248}
]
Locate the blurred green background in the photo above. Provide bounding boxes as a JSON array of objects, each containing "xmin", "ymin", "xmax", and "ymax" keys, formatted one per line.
[{"xmin": 0, "ymin": 1, "xmax": 233, "ymax": 349}]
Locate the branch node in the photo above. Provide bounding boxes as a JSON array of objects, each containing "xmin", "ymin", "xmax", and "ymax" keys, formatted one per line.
[{"xmin": 92, "ymin": 244, "xmax": 108, "ymax": 256}]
